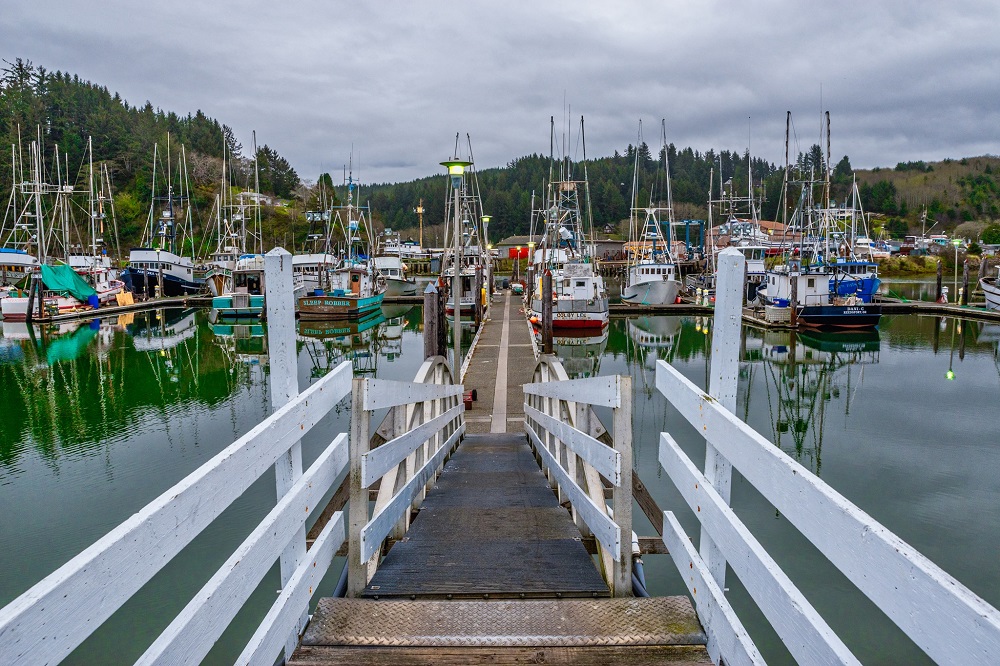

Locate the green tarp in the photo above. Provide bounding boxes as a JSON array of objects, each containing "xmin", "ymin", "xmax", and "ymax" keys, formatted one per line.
[{"xmin": 41, "ymin": 264, "xmax": 97, "ymax": 302}]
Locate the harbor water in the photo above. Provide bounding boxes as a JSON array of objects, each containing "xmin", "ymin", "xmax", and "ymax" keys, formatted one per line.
[{"xmin": 1, "ymin": 304, "xmax": 997, "ymax": 664}]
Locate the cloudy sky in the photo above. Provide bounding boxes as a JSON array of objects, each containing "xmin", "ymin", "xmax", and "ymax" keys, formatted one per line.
[{"xmin": 3, "ymin": 1, "xmax": 998, "ymax": 185}]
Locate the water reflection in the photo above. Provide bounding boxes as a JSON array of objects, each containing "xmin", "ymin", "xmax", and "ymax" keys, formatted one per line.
[
  {"xmin": 298, "ymin": 311, "xmax": 387, "ymax": 377},
  {"xmin": 749, "ymin": 329, "xmax": 880, "ymax": 474},
  {"xmin": 0, "ymin": 309, "xmax": 256, "ymax": 467}
]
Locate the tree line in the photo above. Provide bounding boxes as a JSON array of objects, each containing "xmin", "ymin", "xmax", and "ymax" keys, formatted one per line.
[{"xmin": 0, "ymin": 59, "xmax": 299, "ymax": 250}]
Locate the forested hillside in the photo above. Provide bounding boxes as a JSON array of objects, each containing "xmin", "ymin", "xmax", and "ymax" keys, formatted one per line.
[
  {"xmin": 3, "ymin": 58, "xmax": 997, "ymax": 256},
  {"xmin": 0, "ymin": 59, "xmax": 298, "ymax": 251}
]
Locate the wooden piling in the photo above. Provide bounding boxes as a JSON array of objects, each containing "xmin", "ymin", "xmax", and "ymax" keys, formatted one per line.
[
  {"xmin": 25, "ymin": 273, "xmax": 39, "ymax": 325},
  {"xmin": 541, "ymin": 270, "xmax": 553, "ymax": 354},
  {"xmin": 936, "ymin": 260, "xmax": 943, "ymax": 302},
  {"xmin": 962, "ymin": 260, "xmax": 970, "ymax": 306},
  {"xmin": 423, "ymin": 283, "xmax": 441, "ymax": 360},
  {"xmin": 437, "ymin": 283, "xmax": 448, "ymax": 359},
  {"xmin": 474, "ymin": 265, "xmax": 483, "ymax": 328}
]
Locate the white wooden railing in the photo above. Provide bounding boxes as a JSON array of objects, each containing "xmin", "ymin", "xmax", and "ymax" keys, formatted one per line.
[
  {"xmin": 523, "ymin": 356, "xmax": 633, "ymax": 596},
  {"xmin": 0, "ymin": 360, "xmax": 354, "ymax": 666},
  {"xmin": 347, "ymin": 356, "xmax": 465, "ymax": 596},
  {"xmin": 659, "ymin": 247, "xmax": 1000, "ymax": 665},
  {"xmin": 0, "ymin": 248, "xmax": 356, "ymax": 666}
]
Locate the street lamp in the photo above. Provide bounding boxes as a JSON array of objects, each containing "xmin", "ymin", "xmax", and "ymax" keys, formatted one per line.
[
  {"xmin": 951, "ymin": 238, "xmax": 961, "ymax": 304},
  {"xmin": 441, "ymin": 158, "xmax": 472, "ymax": 381}
]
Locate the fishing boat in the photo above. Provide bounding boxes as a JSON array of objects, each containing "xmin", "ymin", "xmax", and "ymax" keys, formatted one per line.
[
  {"xmin": 2, "ymin": 135, "xmax": 123, "ymax": 320},
  {"xmin": 375, "ymin": 232, "xmax": 417, "ymax": 297},
  {"xmin": 199, "ymin": 152, "xmax": 242, "ymax": 297},
  {"xmin": 211, "ymin": 254, "xmax": 268, "ymax": 318},
  {"xmin": 122, "ymin": 140, "xmax": 200, "ymax": 297},
  {"xmin": 298, "ymin": 170, "xmax": 385, "ymax": 320},
  {"xmin": 622, "ymin": 120, "xmax": 683, "ymax": 306},
  {"xmin": 440, "ymin": 136, "xmax": 492, "ymax": 318},
  {"xmin": 0, "ymin": 144, "xmax": 42, "ymax": 291},
  {"xmin": 528, "ymin": 116, "xmax": 608, "ymax": 330},
  {"xmin": 757, "ymin": 112, "xmax": 881, "ymax": 330},
  {"xmin": 67, "ymin": 138, "xmax": 124, "ymax": 304},
  {"xmin": 981, "ymin": 264, "xmax": 1000, "ymax": 311}
]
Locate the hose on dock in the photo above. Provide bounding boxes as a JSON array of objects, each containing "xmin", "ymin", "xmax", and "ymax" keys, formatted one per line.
[{"xmin": 631, "ymin": 557, "xmax": 650, "ymax": 597}]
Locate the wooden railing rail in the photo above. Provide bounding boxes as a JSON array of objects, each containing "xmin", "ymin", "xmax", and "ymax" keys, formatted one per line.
[
  {"xmin": 658, "ymin": 246, "xmax": 1000, "ymax": 666},
  {"xmin": 347, "ymin": 356, "xmax": 464, "ymax": 596},
  {"xmin": 0, "ymin": 360, "xmax": 353, "ymax": 666},
  {"xmin": 523, "ymin": 357, "xmax": 633, "ymax": 596}
]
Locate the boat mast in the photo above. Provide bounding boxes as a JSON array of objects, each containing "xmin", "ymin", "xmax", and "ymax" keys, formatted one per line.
[
  {"xmin": 33, "ymin": 136, "xmax": 46, "ymax": 263},
  {"xmin": 580, "ymin": 115, "xmax": 596, "ymax": 260},
  {"xmin": 628, "ymin": 121, "xmax": 641, "ymax": 270},
  {"xmin": 662, "ymin": 118, "xmax": 675, "ymax": 250}
]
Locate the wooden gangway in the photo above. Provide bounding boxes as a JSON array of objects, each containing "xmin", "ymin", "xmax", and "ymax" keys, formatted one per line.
[{"xmin": 293, "ymin": 291, "xmax": 710, "ymax": 663}]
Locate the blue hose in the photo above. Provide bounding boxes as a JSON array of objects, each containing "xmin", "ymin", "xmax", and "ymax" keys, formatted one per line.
[
  {"xmin": 632, "ymin": 572, "xmax": 650, "ymax": 597},
  {"xmin": 634, "ymin": 557, "xmax": 648, "ymax": 590}
]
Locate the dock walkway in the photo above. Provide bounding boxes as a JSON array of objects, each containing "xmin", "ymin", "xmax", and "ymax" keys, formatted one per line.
[{"xmin": 290, "ymin": 291, "xmax": 710, "ymax": 664}]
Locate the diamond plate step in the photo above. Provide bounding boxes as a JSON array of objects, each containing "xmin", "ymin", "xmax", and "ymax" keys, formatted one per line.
[{"xmin": 301, "ymin": 597, "xmax": 707, "ymax": 647}]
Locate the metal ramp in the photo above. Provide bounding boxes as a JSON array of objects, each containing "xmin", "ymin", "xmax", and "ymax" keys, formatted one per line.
[
  {"xmin": 360, "ymin": 433, "xmax": 608, "ymax": 599},
  {"xmin": 293, "ymin": 597, "xmax": 709, "ymax": 664}
]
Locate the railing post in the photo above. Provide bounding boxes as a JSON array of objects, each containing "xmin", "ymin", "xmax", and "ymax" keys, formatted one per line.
[
  {"xmin": 613, "ymin": 375, "xmax": 633, "ymax": 597},
  {"xmin": 263, "ymin": 247, "xmax": 306, "ymax": 657},
  {"xmin": 701, "ymin": 247, "xmax": 746, "ymax": 590},
  {"xmin": 348, "ymin": 377, "xmax": 371, "ymax": 597}
]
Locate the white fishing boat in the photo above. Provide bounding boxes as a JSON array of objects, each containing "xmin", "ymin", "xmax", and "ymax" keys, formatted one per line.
[
  {"xmin": 375, "ymin": 231, "xmax": 417, "ymax": 297},
  {"xmin": 123, "ymin": 140, "xmax": 199, "ymax": 297},
  {"xmin": 981, "ymin": 264, "xmax": 1000, "ymax": 311},
  {"xmin": 756, "ymin": 113, "xmax": 881, "ymax": 330},
  {"xmin": 528, "ymin": 116, "xmax": 608, "ymax": 330},
  {"xmin": 622, "ymin": 120, "xmax": 683, "ymax": 306}
]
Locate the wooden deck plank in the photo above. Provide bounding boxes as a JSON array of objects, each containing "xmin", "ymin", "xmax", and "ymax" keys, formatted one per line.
[{"xmin": 361, "ymin": 433, "xmax": 609, "ymax": 599}]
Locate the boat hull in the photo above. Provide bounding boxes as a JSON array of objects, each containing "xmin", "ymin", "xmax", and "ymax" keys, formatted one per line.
[
  {"xmin": 212, "ymin": 294, "xmax": 266, "ymax": 319},
  {"xmin": 529, "ymin": 296, "xmax": 609, "ymax": 330},
  {"xmin": 981, "ymin": 278, "xmax": 1000, "ymax": 311},
  {"xmin": 122, "ymin": 267, "xmax": 201, "ymax": 298},
  {"xmin": 298, "ymin": 292, "xmax": 385, "ymax": 320},
  {"xmin": 796, "ymin": 303, "xmax": 882, "ymax": 330},
  {"xmin": 621, "ymin": 278, "xmax": 681, "ymax": 306},
  {"xmin": 384, "ymin": 277, "xmax": 417, "ymax": 297}
]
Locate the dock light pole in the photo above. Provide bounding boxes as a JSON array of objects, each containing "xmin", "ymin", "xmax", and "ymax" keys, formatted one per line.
[
  {"xmin": 952, "ymin": 238, "xmax": 961, "ymax": 304},
  {"xmin": 442, "ymin": 158, "xmax": 471, "ymax": 381}
]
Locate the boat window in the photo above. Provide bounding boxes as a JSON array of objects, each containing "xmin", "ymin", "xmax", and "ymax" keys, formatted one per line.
[
  {"xmin": 576, "ymin": 281, "xmax": 585, "ymax": 287},
  {"xmin": 808, "ymin": 278, "xmax": 814, "ymax": 288}
]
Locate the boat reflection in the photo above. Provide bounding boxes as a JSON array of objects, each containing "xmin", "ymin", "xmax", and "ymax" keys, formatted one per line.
[
  {"xmin": 750, "ymin": 328, "xmax": 880, "ymax": 475},
  {"xmin": 380, "ymin": 304, "xmax": 416, "ymax": 362},
  {"xmin": 534, "ymin": 326, "xmax": 609, "ymax": 379},
  {"xmin": 298, "ymin": 311, "xmax": 386, "ymax": 377},
  {"xmin": 209, "ymin": 309, "xmax": 268, "ymax": 368}
]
